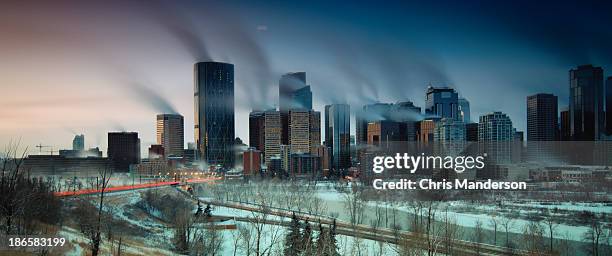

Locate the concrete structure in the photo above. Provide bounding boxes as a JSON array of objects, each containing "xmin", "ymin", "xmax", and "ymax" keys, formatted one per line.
[
  {"xmin": 157, "ymin": 114, "xmax": 184, "ymax": 157},
  {"xmin": 288, "ymin": 109, "xmax": 320, "ymax": 154}
]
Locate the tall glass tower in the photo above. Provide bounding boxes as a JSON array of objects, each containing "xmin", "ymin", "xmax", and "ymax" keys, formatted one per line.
[
  {"xmin": 194, "ymin": 62, "xmax": 235, "ymax": 167},
  {"xmin": 569, "ymin": 65, "xmax": 604, "ymax": 141},
  {"xmin": 325, "ymin": 104, "xmax": 351, "ymax": 170}
]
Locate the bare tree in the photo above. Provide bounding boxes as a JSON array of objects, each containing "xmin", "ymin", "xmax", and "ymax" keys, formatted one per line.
[
  {"xmin": 488, "ymin": 214, "xmax": 498, "ymax": 246},
  {"xmin": 500, "ymin": 215, "xmax": 515, "ymax": 248},
  {"xmin": 544, "ymin": 215, "xmax": 558, "ymax": 253},
  {"xmin": 473, "ymin": 219, "xmax": 484, "ymax": 255},
  {"xmin": 583, "ymin": 217, "xmax": 604, "ymax": 256},
  {"xmin": 522, "ymin": 220, "xmax": 545, "ymax": 255}
]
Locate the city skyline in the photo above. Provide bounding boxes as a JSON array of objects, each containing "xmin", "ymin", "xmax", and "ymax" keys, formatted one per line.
[{"xmin": 1, "ymin": 0, "xmax": 612, "ymax": 154}]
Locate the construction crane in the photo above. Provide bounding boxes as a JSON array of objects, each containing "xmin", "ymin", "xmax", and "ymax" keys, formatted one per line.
[{"xmin": 35, "ymin": 144, "xmax": 53, "ymax": 155}]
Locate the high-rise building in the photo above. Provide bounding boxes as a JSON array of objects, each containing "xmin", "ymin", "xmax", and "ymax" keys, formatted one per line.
[
  {"xmin": 560, "ymin": 108, "xmax": 571, "ymax": 141},
  {"xmin": 425, "ymin": 86, "xmax": 459, "ymax": 120},
  {"xmin": 606, "ymin": 76, "xmax": 612, "ymax": 135},
  {"xmin": 288, "ymin": 109, "xmax": 320, "ymax": 154},
  {"xmin": 279, "ymin": 72, "xmax": 312, "ymax": 145},
  {"xmin": 478, "ymin": 112, "xmax": 514, "ymax": 164},
  {"xmin": 249, "ymin": 111, "xmax": 265, "ymax": 151},
  {"xmin": 73, "ymin": 134, "xmax": 84, "ymax": 151},
  {"xmin": 156, "ymin": 114, "xmax": 184, "ymax": 157},
  {"xmin": 458, "ymin": 98, "xmax": 471, "ymax": 123},
  {"xmin": 433, "ymin": 118, "xmax": 466, "ymax": 156},
  {"xmin": 325, "ymin": 104, "xmax": 351, "ymax": 170},
  {"xmin": 527, "ymin": 93, "xmax": 558, "ymax": 141},
  {"xmin": 107, "ymin": 132, "xmax": 140, "ymax": 171},
  {"xmin": 264, "ymin": 111, "xmax": 282, "ymax": 161},
  {"xmin": 569, "ymin": 65, "xmax": 604, "ymax": 140},
  {"xmin": 194, "ymin": 61, "xmax": 235, "ymax": 167}
]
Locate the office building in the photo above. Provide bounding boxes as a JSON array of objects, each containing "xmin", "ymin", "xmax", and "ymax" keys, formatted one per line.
[
  {"xmin": 249, "ymin": 110, "xmax": 281, "ymax": 165},
  {"xmin": 194, "ymin": 61, "xmax": 235, "ymax": 167},
  {"xmin": 458, "ymin": 98, "xmax": 471, "ymax": 123},
  {"xmin": 59, "ymin": 147, "xmax": 103, "ymax": 158},
  {"xmin": 478, "ymin": 112, "xmax": 514, "ymax": 164},
  {"xmin": 107, "ymin": 132, "xmax": 140, "ymax": 171},
  {"xmin": 425, "ymin": 86, "xmax": 459, "ymax": 120},
  {"xmin": 433, "ymin": 118, "xmax": 466, "ymax": 156},
  {"xmin": 527, "ymin": 93, "xmax": 558, "ymax": 141},
  {"xmin": 288, "ymin": 109, "xmax": 320, "ymax": 154},
  {"xmin": 156, "ymin": 114, "xmax": 184, "ymax": 157},
  {"xmin": 73, "ymin": 134, "xmax": 84, "ymax": 151},
  {"xmin": 279, "ymin": 72, "xmax": 312, "ymax": 144},
  {"xmin": 325, "ymin": 104, "xmax": 351, "ymax": 170},
  {"xmin": 569, "ymin": 65, "xmax": 604, "ymax": 140},
  {"xmin": 560, "ymin": 108, "xmax": 571, "ymax": 141}
]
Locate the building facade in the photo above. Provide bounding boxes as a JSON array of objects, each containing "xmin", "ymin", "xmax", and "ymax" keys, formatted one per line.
[
  {"xmin": 107, "ymin": 132, "xmax": 140, "ymax": 171},
  {"xmin": 478, "ymin": 112, "xmax": 514, "ymax": 164},
  {"xmin": 527, "ymin": 93, "xmax": 558, "ymax": 141},
  {"xmin": 325, "ymin": 104, "xmax": 351, "ymax": 170},
  {"xmin": 569, "ymin": 65, "xmax": 604, "ymax": 140},
  {"xmin": 194, "ymin": 61, "xmax": 235, "ymax": 167},
  {"xmin": 157, "ymin": 114, "xmax": 184, "ymax": 157},
  {"xmin": 425, "ymin": 86, "xmax": 459, "ymax": 120}
]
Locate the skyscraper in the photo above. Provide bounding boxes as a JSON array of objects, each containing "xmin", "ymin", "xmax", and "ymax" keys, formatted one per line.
[
  {"xmin": 458, "ymin": 98, "xmax": 471, "ymax": 123},
  {"xmin": 390, "ymin": 101, "xmax": 421, "ymax": 141},
  {"xmin": 107, "ymin": 132, "xmax": 140, "ymax": 171},
  {"xmin": 527, "ymin": 93, "xmax": 558, "ymax": 141},
  {"xmin": 194, "ymin": 61, "xmax": 235, "ymax": 167},
  {"xmin": 478, "ymin": 112, "xmax": 514, "ymax": 164},
  {"xmin": 324, "ymin": 104, "xmax": 351, "ymax": 170},
  {"xmin": 156, "ymin": 114, "xmax": 184, "ymax": 157},
  {"xmin": 73, "ymin": 134, "xmax": 84, "ymax": 151},
  {"xmin": 263, "ymin": 110, "xmax": 281, "ymax": 165},
  {"xmin": 560, "ymin": 108, "xmax": 571, "ymax": 141},
  {"xmin": 425, "ymin": 86, "xmax": 459, "ymax": 120},
  {"xmin": 288, "ymin": 109, "xmax": 320, "ymax": 154},
  {"xmin": 569, "ymin": 65, "xmax": 604, "ymax": 140},
  {"xmin": 606, "ymin": 76, "xmax": 612, "ymax": 135},
  {"xmin": 433, "ymin": 118, "xmax": 466, "ymax": 156},
  {"xmin": 279, "ymin": 72, "xmax": 312, "ymax": 145}
]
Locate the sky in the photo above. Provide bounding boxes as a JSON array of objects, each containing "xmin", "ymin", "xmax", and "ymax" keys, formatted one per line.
[{"xmin": 1, "ymin": 0, "xmax": 611, "ymax": 155}]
